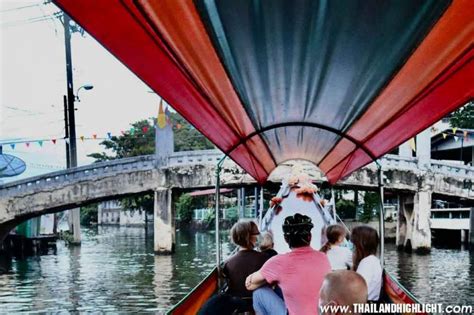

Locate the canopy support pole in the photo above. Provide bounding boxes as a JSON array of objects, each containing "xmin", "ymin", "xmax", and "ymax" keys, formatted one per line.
[
  {"xmin": 259, "ymin": 187, "xmax": 264, "ymax": 225},
  {"xmin": 215, "ymin": 155, "xmax": 226, "ymax": 289},
  {"xmin": 377, "ymin": 163, "xmax": 385, "ymax": 267}
]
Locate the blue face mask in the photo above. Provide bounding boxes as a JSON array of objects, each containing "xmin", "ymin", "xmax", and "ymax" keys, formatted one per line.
[{"xmin": 340, "ymin": 239, "xmax": 354, "ymax": 251}]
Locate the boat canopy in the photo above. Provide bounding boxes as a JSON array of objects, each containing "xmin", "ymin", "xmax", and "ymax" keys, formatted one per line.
[{"xmin": 54, "ymin": 0, "xmax": 474, "ymax": 184}]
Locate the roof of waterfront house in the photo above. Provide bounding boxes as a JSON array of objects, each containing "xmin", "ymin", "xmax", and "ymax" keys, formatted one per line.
[{"xmin": 53, "ymin": 0, "xmax": 474, "ymax": 184}]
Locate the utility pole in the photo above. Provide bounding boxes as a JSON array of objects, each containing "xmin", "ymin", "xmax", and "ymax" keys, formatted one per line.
[
  {"xmin": 63, "ymin": 12, "xmax": 81, "ymax": 244},
  {"xmin": 63, "ymin": 95, "xmax": 70, "ymax": 168}
]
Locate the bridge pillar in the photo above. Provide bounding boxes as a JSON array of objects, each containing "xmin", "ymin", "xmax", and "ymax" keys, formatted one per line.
[
  {"xmin": 154, "ymin": 188, "xmax": 175, "ymax": 254},
  {"xmin": 397, "ymin": 191, "xmax": 432, "ymax": 253},
  {"xmin": 416, "ymin": 128, "xmax": 431, "ymax": 169}
]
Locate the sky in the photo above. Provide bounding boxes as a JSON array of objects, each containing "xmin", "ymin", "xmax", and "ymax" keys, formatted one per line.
[{"xmin": 1, "ymin": 0, "xmax": 164, "ymax": 182}]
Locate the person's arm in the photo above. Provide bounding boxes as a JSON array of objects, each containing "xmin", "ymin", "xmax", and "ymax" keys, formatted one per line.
[{"xmin": 245, "ymin": 271, "xmax": 267, "ymax": 291}]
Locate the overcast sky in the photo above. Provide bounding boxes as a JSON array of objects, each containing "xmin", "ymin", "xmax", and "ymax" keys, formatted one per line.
[{"xmin": 1, "ymin": 0, "xmax": 164, "ymax": 182}]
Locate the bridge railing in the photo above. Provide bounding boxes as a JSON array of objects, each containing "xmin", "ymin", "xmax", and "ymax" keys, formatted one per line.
[
  {"xmin": 168, "ymin": 150, "xmax": 223, "ymax": 165},
  {"xmin": 1, "ymin": 151, "xmax": 473, "ymax": 196},
  {"xmin": 430, "ymin": 160, "xmax": 474, "ymax": 178},
  {"xmin": 0, "ymin": 155, "xmax": 156, "ymax": 197},
  {"xmin": 379, "ymin": 154, "xmax": 418, "ymax": 170}
]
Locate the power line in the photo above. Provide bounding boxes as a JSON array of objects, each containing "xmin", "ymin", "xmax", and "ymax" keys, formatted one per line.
[{"xmin": 0, "ymin": 3, "xmax": 39, "ymax": 13}]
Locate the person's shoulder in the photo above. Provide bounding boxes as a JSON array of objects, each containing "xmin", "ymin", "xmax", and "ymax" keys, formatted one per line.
[{"xmin": 361, "ymin": 255, "xmax": 381, "ymax": 267}]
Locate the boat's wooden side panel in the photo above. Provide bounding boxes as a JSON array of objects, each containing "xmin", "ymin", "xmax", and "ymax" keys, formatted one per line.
[
  {"xmin": 383, "ymin": 271, "xmax": 426, "ymax": 315},
  {"xmin": 167, "ymin": 268, "xmax": 218, "ymax": 315}
]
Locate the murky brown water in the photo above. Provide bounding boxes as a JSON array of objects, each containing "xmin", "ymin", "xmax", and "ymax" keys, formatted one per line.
[{"xmin": 0, "ymin": 227, "xmax": 472, "ymax": 313}]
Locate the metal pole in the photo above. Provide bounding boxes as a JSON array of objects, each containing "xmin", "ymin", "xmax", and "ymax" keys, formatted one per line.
[
  {"xmin": 259, "ymin": 187, "xmax": 264, "ymax": 225},
  {"xmin": 63, "ymin": 13, "xmax": 80, "ymax": 244},
  {"xmin": 331, "ymin": 188, "xmax": 336, "ymax": 221},
  {"xmin": 63, "ymin": 95, "xmax": 70, "ymax": 168},
  {"xmin": 215, "ymin": 156, "xmax": 226, "ymax": 289},
  {"xmin": 377, "ymin": 164, "xmax": 385, "ymax": 266},
  {"xmin": 64, "ymin": 13, "xmax": 77, "ymax": 168}
]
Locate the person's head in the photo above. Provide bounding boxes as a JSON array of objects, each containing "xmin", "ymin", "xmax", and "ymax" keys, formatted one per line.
[
  {"xmin": 320, "ymin": 224, "xmax": 347, "ymax": 253},
  {"xmin": 282, "ymin": 213, "xmax": 313, "ymax": 248},
  {"xmin": 259, "ymin": 232, "xmax": 274, "ymax": 251},
  {"xmin": 230, "ymin": 220, "xmax": 260, "ymax": 249},
  {"xmin": 319, "ymin": 270, "xmax": 368, "ymax": 315},
  {"xmin": 351, "ymin": 226, "xmax": 379, "ymax": 270}
]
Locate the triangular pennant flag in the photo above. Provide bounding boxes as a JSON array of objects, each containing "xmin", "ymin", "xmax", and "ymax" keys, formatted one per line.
[
  {"xmin": 454, "ymin": 136, "xmax": 459, "ymax": 142},
  {"xmin": 452, "ymin": 127, "xmax": 458, "ymax": 134},
  {"xmin": 157, "ymin": 100, "xmax": 167, "ymax": 129},
  {"xmin": 107, "ymin": 132, "xmax": 112, "ymax": 139},
  {"xmin": 10, "ymin": 143, "xmax": 15, "ymax": 150},
  {"xmin": 52, "ymin": 139, "xmax": 57, "ymax": 144},
  {"xmin": 408, "ymin": 138, "xmax": 416, "ymax": 152},
  {"xmin": 80, "ymin": 136, "xmax": 85, "ymax": 141},
  {"xmin": 142, "ymin": 126, "xmax": 148, "ymax": 133},
  {"xmin": 442, "ymin": 133, "xmax": 447, "ymax": 139},
  {"xmin": 65, "ymin": 138, "xmax": 70, "ymax": 145},
  {"xmin": 25, "ymin": 142, "xmax": 30, "ymax": 148},
  {"xmin": 38, "ymin": 141, "xmax": 43, "ymax": 147},
  {"xmin": 92, "ymin": 134, "xmax": 97, "ymax": 139}
]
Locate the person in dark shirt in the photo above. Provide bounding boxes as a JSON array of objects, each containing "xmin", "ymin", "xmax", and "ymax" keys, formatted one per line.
[
  {"xmin": 223, "ymin": 220, "xmax": 268, "ymax": 298},
  {"xmin": 199, "ymin": 220, "xmax": 268, "ymax": 314}
]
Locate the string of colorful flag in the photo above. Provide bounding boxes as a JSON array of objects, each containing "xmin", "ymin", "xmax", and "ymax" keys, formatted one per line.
[
  {"xmin": 406, "ymin": 127, "xmax": 473, "ymax": 151},
  {"xmin": 1, "ymin": 101, "xmax": 185, "ymax": 150}
]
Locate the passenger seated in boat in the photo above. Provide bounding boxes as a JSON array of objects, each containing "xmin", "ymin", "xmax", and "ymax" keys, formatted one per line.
[
  {"xmin": 319, "ymin": 270, "xmax": 368, "ymax": 315},
  {"xmin": 225, "ymin": 221, "xmax": 268, "ymax": 308},
  {"xmin": 320, "ymin": 224, "xmax": 352, "ymax": 270},
  {"xmin": 351, "ymin": 226, "xmax": 382, "ymax": 302},
  {"xmin": 199, "ymin": 221, "xmax": 267, "ymax": 314},
  {"xmin": 259, "ymin": 232, "xmax": 278, "ymax": 259},
  {"xmin": 245, "ymin": 214, "xmax": 331, "ymax": 315}
]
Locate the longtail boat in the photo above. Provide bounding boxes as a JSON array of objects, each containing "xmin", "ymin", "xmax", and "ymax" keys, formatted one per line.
[{"xmin": 53, "ymin": 0, "xmax": 473, "ymax": 313}]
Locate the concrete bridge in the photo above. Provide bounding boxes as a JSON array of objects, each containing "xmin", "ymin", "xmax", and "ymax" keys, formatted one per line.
[{"xmin": 1, "ymin": 149, "xmax": 473, "ymax": 253}]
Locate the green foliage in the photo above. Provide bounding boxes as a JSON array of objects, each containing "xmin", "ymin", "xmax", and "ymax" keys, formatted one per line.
[
  {"xmin": 336, "ymin": 199, "xmax": 356, "ymax": 219},
  {"xmin": 176, "ymin": 193, "xmax": 208, "ymax": 223},
  {"xmin": 176, "ymin": 194, "xmax": 194, "ymax": 224},
  {"xmin": 80, "ymin": 203, "xmax": 98, "ymax": 225},
  {"xmin": 88, "ymin": 113, "xmax": 214, "ymax": 214},
  {"xmin": 170, "ymin": 113, "xmax": 215, "ymax": 151},
  {"xmin": 358, "ymin": 192, "xmax": 380, "ymax": 223},
  {"xmin": 450, "ymin": 102, "xmax": 474, "ymax": 129},
  {"xmin": 120, "ymin": 194, "xmax": 154, "ymax": 214},
  {"xmin": 203, "ymin": 210, "xmax": 215, "ymax": 228},
  {"xmin": 224, "ymin": 206, "xmax": 239, "ymax": 223}
]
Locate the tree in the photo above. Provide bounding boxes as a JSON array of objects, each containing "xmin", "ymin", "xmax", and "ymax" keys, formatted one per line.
[
  {"xmin": 336, "ymin": 199, "xmax": 356, "ymax": 219},
  {"xmin": 88, "ymin": 113, "xmax": 214, "ymax": 214},
  {"xmin": 176, "ymin": 193, "xmax": 207, "ymax": 224},
  {"xmin": 450, "ymin": 102, "xmax": 474, "ymax": 129},
  {"xmin": 357, "ymin": 191, "xmax": 380, "ymax": 222}
]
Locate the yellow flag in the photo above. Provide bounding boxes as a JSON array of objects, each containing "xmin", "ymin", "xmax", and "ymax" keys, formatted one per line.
[
  {"xmin": 442, "ymin": 133, "xmax": 447, "ymax": 139},
  {"xmin": 409, "ymin": 138, "xmax": 416, "ymax": 152},
  {"xmin": 157, "ymin": 99, "xmax": 167, "ymax": 129},
  {"xmin": 452, "ymin": 127, "xmax": 458, "ymax": 134}
]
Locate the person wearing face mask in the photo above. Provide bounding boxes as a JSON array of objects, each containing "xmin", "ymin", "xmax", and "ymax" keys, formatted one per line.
[{"xmin": 199, "ymin": 220, "xmax": 268, "ymax": 314}]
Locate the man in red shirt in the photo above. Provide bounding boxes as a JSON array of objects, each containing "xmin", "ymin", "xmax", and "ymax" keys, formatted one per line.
[{"xmin": 245, "ymin": 214, "xmax": 331, "ymax": 315}]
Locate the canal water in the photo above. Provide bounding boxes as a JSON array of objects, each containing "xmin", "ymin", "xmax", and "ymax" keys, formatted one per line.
[{"xmin": 0, "ymin": 226, "xmax": 472, "ymax": 313}]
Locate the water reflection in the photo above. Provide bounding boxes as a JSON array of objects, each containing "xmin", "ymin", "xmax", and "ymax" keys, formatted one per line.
[{"xmin": 0, "ymin": 228, "xmax": 472, "ymax": 313}]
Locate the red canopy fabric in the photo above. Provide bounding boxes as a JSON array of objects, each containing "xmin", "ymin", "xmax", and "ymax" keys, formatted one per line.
[{"xmin": 54, "ymin": 0, "xmax": 474, "ymax": 184}]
